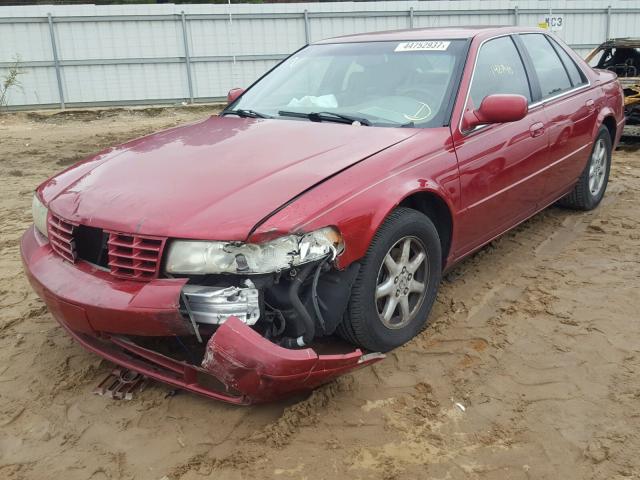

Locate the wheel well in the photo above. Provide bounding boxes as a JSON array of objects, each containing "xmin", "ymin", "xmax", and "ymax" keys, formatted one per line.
[
  {"xmin": 602, "ymin": 116, "xmax": 616, "ymax": 143},
  {"xmin": 399, "ymin": 192, "xmax": 452, "ymax": 264}
]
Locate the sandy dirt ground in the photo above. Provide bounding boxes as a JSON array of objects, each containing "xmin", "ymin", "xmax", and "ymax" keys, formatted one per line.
[{"xmin": 1, "ymin": 107, "xmax": 639, "ymax": 480}]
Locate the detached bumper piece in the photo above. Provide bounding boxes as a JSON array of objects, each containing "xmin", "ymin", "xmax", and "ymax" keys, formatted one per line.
[
  {"xmin": 62, "ymin": 316, "xmax": 382, "ymax": 405},
  {"xmin": 202, "ymin": 317, "xmax": 384, "ymax": 403}
]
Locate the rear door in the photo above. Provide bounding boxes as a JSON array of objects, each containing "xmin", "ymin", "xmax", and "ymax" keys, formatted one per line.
[
  {"xmin": 517, "ymin": 33, "xmax": 597, "ymax": 205},
  {"xmin": 451, "ymin": 34, "xmax": 549, "ymax": 257}
]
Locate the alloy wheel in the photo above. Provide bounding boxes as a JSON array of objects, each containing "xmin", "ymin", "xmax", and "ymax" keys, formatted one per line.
[
  {"xmin": 375, "ymin": 236, "xmax": 429, "ymax": 329},
  {"xmin": 589, "ymin": 138, "xmax": 608, "ymax": 196}
]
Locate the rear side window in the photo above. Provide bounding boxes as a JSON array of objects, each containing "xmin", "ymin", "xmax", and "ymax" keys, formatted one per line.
[
  {"xmin": 469, "ymin": 36, "xmax": 532, "ymax": 107},
  {"xmin": 520, "ymin": 34, "xmax": 572, "ymax": 98},
  {"xmin": 549, "ymin": 38, "xmax": 587, "ymax": 86}
]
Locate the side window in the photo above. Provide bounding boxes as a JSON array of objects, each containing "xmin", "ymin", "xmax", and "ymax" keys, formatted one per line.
[
  {"xmin": 520, "ymin": 34, "xmax": 572, "ymax": 98},
  {"xmin": 469, "ymin": 36, "xmax": 532, "ymax": 108},
  {"xmin": 548, "ymin": 37, "xmax": 587, "ymax": 86}
]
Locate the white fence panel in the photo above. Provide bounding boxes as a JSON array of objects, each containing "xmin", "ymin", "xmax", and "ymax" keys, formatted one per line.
[
  {"xmin": 0, "ymin": 22, "xmax": 52, "ymax": 62},
  {"xmin": 610, "ymin": 10, "xmax": 640, "ymax": 39}
]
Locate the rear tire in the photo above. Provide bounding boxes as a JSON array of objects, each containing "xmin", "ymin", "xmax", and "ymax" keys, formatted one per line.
[
  {"xmin": 337, "ymin": 208, "xmax": 441, "ymax": 352},
  {"xmin": 557, "ymin": 126, "xmax": 612, "ymax": 210}
]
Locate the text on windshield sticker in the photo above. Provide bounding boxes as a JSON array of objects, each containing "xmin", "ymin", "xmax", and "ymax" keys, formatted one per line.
[{"xmin": 395, "ymin": 41, "xmax": 450, "ymax": 52}]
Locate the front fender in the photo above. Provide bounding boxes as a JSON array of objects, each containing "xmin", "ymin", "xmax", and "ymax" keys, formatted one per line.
[{"xmin": 249, "ymin": 130, "xmax": 460, "ymax": 268}]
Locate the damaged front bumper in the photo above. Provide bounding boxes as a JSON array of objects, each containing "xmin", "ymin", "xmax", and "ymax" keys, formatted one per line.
[
  {"xmin": 21, "ymin": 226, "xmax": 383, "ymax": 404},
  {"xmin": 54, "ymin": 316, "xmax": 381, "ymax": 404}
]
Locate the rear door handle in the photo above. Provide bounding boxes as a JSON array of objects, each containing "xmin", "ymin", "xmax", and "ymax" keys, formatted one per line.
[
  {"xmin": 586, "ymin": 99, "xmax": 595, "ymax": 111},
  {"xmin": 529, "ymin": 122, "xmax": 545, "ymax": 138}
]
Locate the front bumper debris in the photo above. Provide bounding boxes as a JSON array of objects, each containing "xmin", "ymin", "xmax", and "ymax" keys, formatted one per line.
[
  {"xmin": 55, "ymin": 315, "xmax": 382, "ymax": 404},
  {"xmin": 202, "ymin": 317, "xmax": 384, "ymax": 403},
  {"xmin": 21, "ymin": 226, "xmax": 384, "ymax": 404},
  {"xmin": 93, "ymin": 368, "xmax": 148, "ymax": 400}
]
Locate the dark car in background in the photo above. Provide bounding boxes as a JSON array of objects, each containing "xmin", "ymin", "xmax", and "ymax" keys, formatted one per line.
[{"xmin": 586, "ymin": 38, "xmax": 640, "ymax": 127}]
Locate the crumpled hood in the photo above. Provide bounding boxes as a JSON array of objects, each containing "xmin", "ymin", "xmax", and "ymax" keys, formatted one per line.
[{"xmin": 41, "ymin": 115, "xmax": 416, "ymax": 240}]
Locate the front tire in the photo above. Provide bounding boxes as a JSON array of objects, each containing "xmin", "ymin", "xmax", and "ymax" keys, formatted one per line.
[
  {"xmin": 338, "ymin": 208, "xmax": 441, "ymax": 352},
  {"xmin": 557, "ymin": 126, "xmax": 612, "ymax": 210}
]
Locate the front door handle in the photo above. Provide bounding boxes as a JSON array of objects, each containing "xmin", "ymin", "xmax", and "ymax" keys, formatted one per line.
[
  {"xmin": 529, "ymin": 122, "xmax": 545, "ymax": 138},
  {"xmin": 586, "ymin": 99, "xmax": 595, "ymax": 111}
]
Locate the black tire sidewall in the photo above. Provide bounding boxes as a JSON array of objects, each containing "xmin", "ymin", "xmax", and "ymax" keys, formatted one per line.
[{"xmin": 349, "ymin": 209, "xmax": 441, "ymax": 352}]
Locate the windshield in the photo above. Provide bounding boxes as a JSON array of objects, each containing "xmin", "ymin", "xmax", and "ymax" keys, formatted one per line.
[{"xmin": 228, "ymin": 40, "xmax": 467, "ymax": 127}]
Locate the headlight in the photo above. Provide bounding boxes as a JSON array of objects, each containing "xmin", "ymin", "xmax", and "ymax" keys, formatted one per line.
[
  {"xmin": 165, "ymin": 227, "xmax": 343, "ymax": 275},
  {"xmin": 32, "ymin": 194, "xmax": 48, "ymax": 238}
]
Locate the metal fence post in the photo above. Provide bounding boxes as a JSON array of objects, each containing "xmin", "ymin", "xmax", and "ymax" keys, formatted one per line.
[
  {"xmin": 514, "ymin": 6, "xmax": 519, "ymax": 26},
  {"xmin": 605, "ymin": 5, "xmax": 612, "ymax": 40},
  {"xmin": 409, "ymin": 7, "xmax": 414, "ymax": 29},
  {"xmin": 303, "ymin": 9, "xmax": 310, "ymax": 45},
  {"xmin": 47, "ymin": 13, "xmax": 65, "ymax": 110},
  {"xmin": 180, "ymin": 11, "xmax": 194, "ymax": 103}
]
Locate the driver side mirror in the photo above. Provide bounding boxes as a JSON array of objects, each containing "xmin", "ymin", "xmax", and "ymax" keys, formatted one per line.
[
  {"xmin": 462, "ymin": 94, "xmax": 528, "ymax": 131},
  {"xmin": 227, "ymin": 87, "xmax": 245, "ymax": 105}
]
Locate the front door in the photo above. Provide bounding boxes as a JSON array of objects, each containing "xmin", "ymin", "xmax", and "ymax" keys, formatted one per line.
[{"xmin": 451, "ymin": 34, "xmax": 549, "ymax": 258}]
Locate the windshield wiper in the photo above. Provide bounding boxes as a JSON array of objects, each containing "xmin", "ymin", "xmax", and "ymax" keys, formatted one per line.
[
  {"xmin": 222, "ymin": 109, "xmax": 272, "ymax": 119},
  {"xmin": 278, "ymin": 110, "xmax": 371, "ymax": 126}
]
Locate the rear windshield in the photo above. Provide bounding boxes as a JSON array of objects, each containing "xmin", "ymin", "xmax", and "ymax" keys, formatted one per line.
[{"xmin": 229, "ymin": 40, "xmax": 468, "ymax": 128}]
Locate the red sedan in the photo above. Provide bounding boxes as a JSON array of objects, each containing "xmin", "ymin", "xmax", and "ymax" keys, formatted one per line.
[{"xmin": 22, "ymin": 26, "xmax": 625, "ymax": 404}]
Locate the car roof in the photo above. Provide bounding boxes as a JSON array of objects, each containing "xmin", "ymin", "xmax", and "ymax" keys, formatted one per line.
[{"xmin": 313, "ymin": 25, "xmax": 540, "ymax": 44}]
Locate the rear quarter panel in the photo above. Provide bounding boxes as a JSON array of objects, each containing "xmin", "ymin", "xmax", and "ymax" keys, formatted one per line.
[{"xmin": 595, "ymin": 70, "xmax": 625, "ymax": 146}]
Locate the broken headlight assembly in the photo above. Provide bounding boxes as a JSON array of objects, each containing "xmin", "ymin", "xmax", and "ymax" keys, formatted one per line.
[
  {"xmin": 164, "ymin": 227, "xmax": 343, "ymax": 275},
  {"xmin": 32, "ymin": 193, "xmax": 49, "ymax": 239}
]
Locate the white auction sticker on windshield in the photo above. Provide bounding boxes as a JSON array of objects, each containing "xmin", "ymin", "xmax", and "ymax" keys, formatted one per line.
[{"xmin": 395, "ymin": 41, "xmax": 450, "ymax": 52}]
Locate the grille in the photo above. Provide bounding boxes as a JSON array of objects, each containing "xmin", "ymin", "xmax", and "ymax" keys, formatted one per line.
[
  {"xmin": 48, "ymin": 214, "xmax": 77, "ymax": 263},
  {"xmin": 107, "ymin": 233, "xmax": 165, "ymax": 280},
  {"xmin": 46, "ymin": 214, "xmax": 165, "ymax": 281}
]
